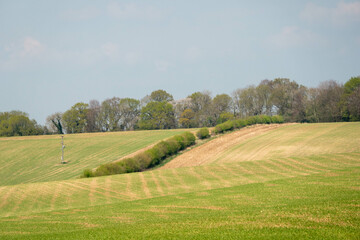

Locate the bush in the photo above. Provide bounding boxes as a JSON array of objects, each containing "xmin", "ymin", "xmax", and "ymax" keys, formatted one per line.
[
  {"xmin": 156, "ymin": 141, "xmax": 171, "ymax": 156},
  {"xmin": 197, "ymin": 127, "xmax": 210, "ymax": 139},
  {"xmin": 262, "ymin": 115, "xmax": 272, "ymax": 124},
  {"xmin": 145, "ymin": 148, "xmax": 162, "ymax": 166},
  {"xmin": 94, "ymin": 163, "xmax": 125, "ymax": 177},
  {"xmin": 246, "ymin": 116, "xmax": 257, "ymax": 125},
  {"xmin": 223, "ymin": 120, "xmax": 234, "ymax": 131},
  {"xmin": 214, "ymin": 125, "xmax": 223, "ymax": 134},
  {"xmin": 214, "ymin": 120, "xmax": 234, "ymax": 134},
  {"xmin": 173, "ymin": 135, "xmax": 186, "ymax": 150},
  {"xmin": 134, "ymin": 152, "xmax": 152, "ymax": 170},
  {"xmin": 271, "ymin": 115, "xmax": 284, "ymax": 123},
  {"xmin": 181, "ymin": 132, "xmax": 196, "ymax": 146},
  {"xmin": 120, "ymin": 158, "xmax": 141, "ymax": 173},
  {"xmin": 234, "ymin": 119, "xmax": 246, "ymax": 129},
  {"xmin": 166, "ymin": 138, "xmax": 181, "ymax": 154},
  {"xmin": 81, "ymin": 168, "xmax": 94, "ymax": 178}
]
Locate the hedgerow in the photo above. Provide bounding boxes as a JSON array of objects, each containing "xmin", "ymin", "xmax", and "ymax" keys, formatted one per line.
[
  {"xmin": 81, "ymin": 131, "xmax": 196, "ymax": 178},
  {"xmin": 213, "ymin": 115, "xmax": 283, "ymax": 135},
  {"xmin": 81, "ymin": 116, "xmax": 283, "ymax": 178}
]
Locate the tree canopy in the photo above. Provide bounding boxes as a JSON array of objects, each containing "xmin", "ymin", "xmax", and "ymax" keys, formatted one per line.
[{"xmin": 3, "ymin": 75, "xmax": 360, "ymax": 137}]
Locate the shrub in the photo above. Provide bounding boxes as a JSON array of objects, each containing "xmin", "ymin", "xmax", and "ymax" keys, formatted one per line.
[
  {"xmin": 214, "ymin": 120, "xmax": 234, "ymax": 135},
  {"xmin": 166, "ymin": 138, "xmax": 181, "ymax": 154},
  {"xmin": 246, "ymin": 116, "xmax": 257, "ymax": 125},
  {"xmin": 153, "ymin": 142, "xmax": 169, "ymax": 159},
  {"xmin": 271, "ymin": 115, "xmax": 284, "ymax": 123},
  {"xmin": 134, "ymin": 152, "xmax": 152, "ymax": 170},
  {"xmin": 156, "ymin": 141, "xmax": 171, "ymax": 156},
  {"xmin": 214, "ymin": 125, "xmax": 223, "ymax": 134},
  {"xmin": 81, "ymin": 169, "xmax": 94, "ymax": 178},
  {"xmin": 223, "ymin": 120, "xmax": 234, "ymax": 131},
  {"xmin": 262, "ymin": 115, "xmax": 272, "ymax": 124},
  {"xmin": 197, "ymin": 127, "xmax": 210, "ymax": 139},
  {"xmin": 234, "ymin": 119, "xmax": 246, "ymax": 129},
  {"xmin": 182, "ymin": 132, "xmax": 196, "ymax": 146},
  {"xmin": 173, "ymin": 135, "xmax": 185, "ymax": 150},
  {"xmin": 120, "ymin": 158, "xmax": 141, "ymax": 173},
  {"xmin": 94, "ymin": 163, "xmax": 125, "ymax": 177},
  {"xmin": 145, "ymin": 148, "xmax": 162, "ymax": 166}
]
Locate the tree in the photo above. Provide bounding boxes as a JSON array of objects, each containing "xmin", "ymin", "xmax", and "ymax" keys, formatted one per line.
[
  {"xmin": 86, "ymin": 100, "xmax": 101, "ymax": 132},
  {"xmin": 188, "ymin": 91, "xmax": 214, "ymax": 127},
  {"xmin": 0, "ymin": 111, "xmax": 43, "ymax": 137},
  {"xmin": 217, "ymin": 112, "xmax": 234, "ymax": 124},
  {"xmin": 347, "ymin": 86, "xmax": 360, "ymax": 121},
  {"xmin": 62, "ymin": 102, "xmax": 89, "ymax": 133},
  {"xmin": 256, "ymin": 80, "xmax": 273, "ymax": 115},
  {"xmin": 172, "ymin": 98, "xmax": 192, "ymax": 126},
  {"xmin": 137, "ymin": 102, "xmax": 176, "ymax": 130},
  {"xmin": 212, "ymin": 94, "xmax": 232, "ymax": 122},
  {"xmin": 270, "ymin": 78, "xmax": 307, "ymax": 121},
  {"xmin": 305, "ymin": 88, "xmax": 320, "ymax": 123},
  {"xmin": 150, "ymin": 90, "xmax": 173, "ymax": 102},
  {"xmin": 46, "ymin": 112, "xmax": 64, "ymax": 134},
  {"xmin": 232, "ymin": 87, "xmax": 257, "ymax": 117},
  {"xmin": 179, "ymin": 109, "xmax": 196, "ymax": 128},
  {"xmin": 342, "ymin": 76, "xmax": 360, "ymax": 121},
  {"xmin": 98, "ymin": 97, "xmax": 122, "ymax": 132},
  {"xmin": 119, "ymin": 98, "xmax": 140, "ymax": 130},
  {"xmin": 316, "ymin": 80, "xmax": 344, "ymax": 122}
]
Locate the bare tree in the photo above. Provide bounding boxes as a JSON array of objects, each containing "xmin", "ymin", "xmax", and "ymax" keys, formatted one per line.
[
  {"xmin": 86, "ymin": 100, "xmax": 101, "ymax": 132},
  {"xmin": 46, "ymin": 112, "xmax": 63, "ymax": 134}
]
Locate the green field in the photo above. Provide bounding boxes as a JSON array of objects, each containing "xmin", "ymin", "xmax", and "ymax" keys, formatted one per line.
[
  {"xmin": 0, "ymin": 123, "xmax": 359, "ymax": 239},
  {"xmin": 0, "ymin": 129, "xmax": 187, "ymax": 186}
]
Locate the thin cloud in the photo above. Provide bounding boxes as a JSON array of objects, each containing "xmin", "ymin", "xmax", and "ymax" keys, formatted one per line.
[
  {"xmin": 22, "ymin": 37, "xmax": 44, "ymax": 56},
  {"xmin": 101, "ymin": 42, "xmax": 119, "ymax": 57},
  {"xmin": 267, "ymin": 26, "xmax": 325, "ymax": 49},
  {"xmin": 185, "ymin": 47, "xmax": 202, "ymax": 61},
  {"xmin": 1, "ymin": 37, "xmax": 45, "ymax": 70},
  {"xmin": 107, "ymin": 2, "xmax": 163, "ymax": 20},
  {"xmin": 4, "ymin": 37, "xmax": 44, "ymax": 58},
  {"xmin": 60, "ymin": 6, "xmax": 101, "ymax": 21},
  {"xmin": 300, "ymin": 1, "xmax": 360, "ymax": 25},
  {"xmin": 155, "ymin": 60, "xmax": 171, "ymax": 72}
]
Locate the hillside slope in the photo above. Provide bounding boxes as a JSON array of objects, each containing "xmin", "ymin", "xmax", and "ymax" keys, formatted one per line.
[
  {"xmin": 0, "ymin": 129, "xmax": 186, "ymax": 186},
  {"xmin": 162, "ymin": 122, "xmax": 360, "ymax": 169}
]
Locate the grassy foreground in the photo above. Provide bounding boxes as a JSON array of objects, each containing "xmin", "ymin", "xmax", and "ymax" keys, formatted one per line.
[
  {"xmin": 0, "ymin": 129, "xmax": 187, "ymax": 186},
  {"xmin": 0, "ymin": 167, "xmax": 359, "ymax": 239}
]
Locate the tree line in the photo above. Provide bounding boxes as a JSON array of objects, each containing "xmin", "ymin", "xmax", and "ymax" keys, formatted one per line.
[{"xmin": 1, "ymin": 76, "xmax": 359, "ymax": 137}]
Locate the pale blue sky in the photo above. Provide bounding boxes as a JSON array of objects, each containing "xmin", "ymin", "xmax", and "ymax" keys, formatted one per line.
[{"xmin": 1, "ymin": 0, "xmax": 359, "ymax": 124}]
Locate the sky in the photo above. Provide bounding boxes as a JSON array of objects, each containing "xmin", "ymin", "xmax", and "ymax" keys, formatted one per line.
[{"xmin": 1, "ymin": 0, "xmax": 360, "ymax": 125}]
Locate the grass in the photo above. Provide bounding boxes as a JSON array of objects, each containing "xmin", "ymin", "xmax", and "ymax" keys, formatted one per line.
[
  {"xmin": 0, "ymin": 167, "xmax": 358, "ymax": 239},
  {"xmin": 0, "ymin": 129, "xmax": 187, "ymax": 186},
  {"xmin": 0, "ymin": 123, "xmax": 359, "ymax": 239}
]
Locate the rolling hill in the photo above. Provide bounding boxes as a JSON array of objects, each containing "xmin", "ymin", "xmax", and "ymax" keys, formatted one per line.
[{"xmin": 0, "ymin": 123, "xmax": 359, "ymax": 239}]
